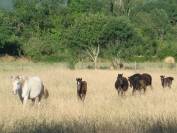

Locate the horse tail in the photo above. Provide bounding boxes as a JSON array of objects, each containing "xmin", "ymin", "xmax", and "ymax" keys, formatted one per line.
[
  {"xmin": 41, "ymin": 83, "xmax": 49, "ymax": 99},
  {"xmin": 44, "ymin": 88, "xmax": 49, "ymax": 99}
]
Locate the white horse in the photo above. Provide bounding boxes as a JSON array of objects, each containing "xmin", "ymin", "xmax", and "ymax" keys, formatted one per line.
[{"xmin": 11, "ymin": 75, "xmax": 49, "ymax": 106}]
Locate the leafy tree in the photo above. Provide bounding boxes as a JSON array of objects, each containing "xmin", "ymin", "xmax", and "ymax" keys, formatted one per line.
[
  {"xmin": 100, "ymin": 16, "xmax": 144, "ymax": 59},
  {"xmin": 0, "ymin": 0, "xmax": 176, "ymax": 62},
  {"xmin": 65, "ymin": 13, "xmax": 108, "ymax": 59}
]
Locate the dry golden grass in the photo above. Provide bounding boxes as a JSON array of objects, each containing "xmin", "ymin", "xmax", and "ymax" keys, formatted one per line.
[
  {"xmin": 0, "ymin": 62, "xmax": 177, "ymax": 133},
  {"xmin": 0, "ymin": 55, "xmax": 31, "ymax": 63}
]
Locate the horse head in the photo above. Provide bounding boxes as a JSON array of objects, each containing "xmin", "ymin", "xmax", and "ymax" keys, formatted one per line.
[{"xmin": 11, "ymin": 75, "xmax": 24, "ymax": 95}]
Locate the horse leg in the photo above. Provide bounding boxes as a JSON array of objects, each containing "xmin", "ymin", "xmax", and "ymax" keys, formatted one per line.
[
  {"xmin": 169, "ymin": 81, "xmax": 172, "ymax": 88},
  {"xmin": 23, "ymin": 96, "xmax": 28, "ymax": 110},
  {"xmin": 150, "ymin": 85, "xmax": 153, "ymax": 90},
  {"xmin": 121, "ymin": 90, "xmax": 123, "ymax": 96},
  {"xmin": 77, "ymin": 93, "xmax": 80, "ymax": 100},
  {"xmin": 122, "ymin": 91, "xmax": 125, "ymax": 97},
  {"xmin": 117, "ymin": 89, "xmax": 120, "ymax": 95},
  {"xmin": 138, "ymin": 85, "xmax": 142, "ymax": 95},
  {"xmin": 132, "ymin": 89, "xmax": 135, "ymax": 95},
  {"xmin": 23, "ymin": 97, "xmax": 28, "ymax": 105},
  {"xmin": 35, "ymin": 97, "xmax": 41, "ymax": 106},
  {"xmin": 77, "ymin": 94, "xmax": 82, "ymax": 101},
  {"xmin": 31, "ymin": 99, "xmax": 35, "ymax": 106},
  {"xmin": 82, "ymin": 94, "xmax": 86, "ymax": 102},
  {"xmin": 164, "ymin": 83, "xmax": 166, "ymax": 88},
  {"xmin": 144, "ymin": 86, "xmax": 146, "ymax": 94},
  {"xmin": 162, "ymin": 82, "xmax": 165, "ymax": 88},
  {"xmin": 34, "ymin": 97, "xmax": 40, "ymax": 117},
  {"xmin": 123, "ymin": 87, "xmax": 127, "ymax": 96},
  {"xmin": 141, "ymin": 85, "xmax": 146, "ymax": 94}
]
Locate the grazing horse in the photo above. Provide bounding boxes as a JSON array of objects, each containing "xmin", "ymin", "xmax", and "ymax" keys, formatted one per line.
[
  {"xmin": 76, "ymin": 78, "xmax": 87, "ymax": 101},
  {"xmin": 115, "ymin": 74, "xmax": 128, "ymax": 96},
  {"xmin": 11, "ymin": 75, "xmax": 49, "ymax": 106},
  {"xmin": 128, "ymin": 73, "xmax": 146, "ymax": 95},
  {"xmin": 160, "ymin": 75, "xmax": 174, "ymax": 88}
]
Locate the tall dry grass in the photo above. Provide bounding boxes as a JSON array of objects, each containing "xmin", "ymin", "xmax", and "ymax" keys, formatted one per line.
[{"xmin": 0, "ymin": 63, "xmax": 177, "ymax": 133}]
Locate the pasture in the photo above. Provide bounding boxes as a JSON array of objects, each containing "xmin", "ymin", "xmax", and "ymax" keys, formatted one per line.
[{"xmin": 0, "ymin": 62, "xmax": 177, "ymax": 133}]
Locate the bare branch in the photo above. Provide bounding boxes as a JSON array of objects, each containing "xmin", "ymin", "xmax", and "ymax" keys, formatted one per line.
[
  {"xmin": 86, "ymin": 49, "xmax": 95, "ymax": 62},
  {"xmin": 86, "ymin": 44, "xmax": 100, "ymax": 69}
]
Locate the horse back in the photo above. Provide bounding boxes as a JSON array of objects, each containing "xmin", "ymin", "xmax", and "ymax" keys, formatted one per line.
[{"xmin": 25, "ymin": 77, "xmax": 43, "ymax": 99}]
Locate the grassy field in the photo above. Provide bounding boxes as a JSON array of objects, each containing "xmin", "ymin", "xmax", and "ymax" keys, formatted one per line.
[{"xmin": 0, "ymin": 62, "xmax": 177, "ymax": 133}]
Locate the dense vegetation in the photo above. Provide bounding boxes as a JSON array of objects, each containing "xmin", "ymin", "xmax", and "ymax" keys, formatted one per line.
[{"xmin": 0, "ymin": 0, "xmax": 177, "ymax": 63}]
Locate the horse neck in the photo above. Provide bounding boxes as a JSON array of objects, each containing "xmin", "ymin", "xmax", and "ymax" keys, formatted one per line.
[
  {"xmin": 77, "ymin": 81, "xmax": 81, "ymax": 91},
  {"xmin": 117, "ymin": 78, "xmax": 123, "ymax": 85},
  {"xmin": 161, "ymin": 78, "xmax": 165, "ymax": 84},
  {"xmin": 17, "ymin": 80, "xmax": 25, "ymax": 104},
  {"xmin": 17, "ymin": 87, "xmax": 23, "ymax": 103}
]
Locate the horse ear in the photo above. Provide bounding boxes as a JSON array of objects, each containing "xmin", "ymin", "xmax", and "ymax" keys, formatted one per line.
[
  {"xmin": 17, "ymin": 75, "xmax": 23, "ymax": 80},
  {"xmin": 19, "ymin": 75, "xmax": 27, "ymax": 80}
]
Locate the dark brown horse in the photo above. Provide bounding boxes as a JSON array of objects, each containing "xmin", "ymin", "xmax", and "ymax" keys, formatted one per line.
[
  {"xmin": 160, "ymin": 75, "xmax": 174, "ymax": 88},
  {"xmin": 115, "ymin": 74, "xmax": 129, "ymax": 96},
  {"xmin": 128, "ymin": 73, "xmax": 146, "ymax": 95},
  {"xmin": 76, "ymin": 78, "xmax": 87, "ymax": 101}
]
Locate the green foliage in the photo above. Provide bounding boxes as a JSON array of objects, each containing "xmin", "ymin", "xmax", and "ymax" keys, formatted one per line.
[
  {"xmin": 68, "ymin": 0, "xmax": 106, "ymax": 13},
  {"xmin": 100, "ymin": 16, "xmax": 144, "ymax": 59},
  {"xmin": 0, "ymin": 0, "xmax": 177, "ymax": 62},
  {"xmin": 157, "ymin": 41, "xmax": 177, "ymax": 59},
  {"xmin": 65, "ymin": 14, "xmax": 107, "ymax": 56}
]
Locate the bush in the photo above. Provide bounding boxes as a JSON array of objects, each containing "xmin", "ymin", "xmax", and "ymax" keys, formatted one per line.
[
  {"xmin": 23, "ymin": 37, "xmax": 56, "ymax": 60},
  {"xmin": 65, "ymin": 13, "xmax": 108, "ymax": 60},
  {"xmin": 100, "ymin": 16, "xmax": 144, "ymax": 60}
]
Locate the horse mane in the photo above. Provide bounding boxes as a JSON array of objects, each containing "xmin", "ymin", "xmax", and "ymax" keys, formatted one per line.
[{"xmin": 20, "ymin": 79, "xmax": 25, "ymax": 88}]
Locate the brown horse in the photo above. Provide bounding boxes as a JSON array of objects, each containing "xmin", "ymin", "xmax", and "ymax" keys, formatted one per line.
[
  {"xmin": 160, "ymin": 75, "xmax": 174, "ymax": 88},
  {"xmin": 76, "ymin": 78, "xmax": 87, "ymax": 101},
  {"xmin": 141, "ymin": 73, "xmax": 152, "ymax": 89},
  {"xmin": 128, "ymin": 73, "xmax": 146, "ymax": 95},
  {"xmin": 115, "ymin": 74, "xmax": 129, "ymax": 96}
]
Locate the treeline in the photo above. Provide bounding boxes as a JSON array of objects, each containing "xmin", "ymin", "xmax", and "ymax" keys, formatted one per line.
[{"xmin": 0, "ymin": 0, "xmax": 177, "ymax": 63}]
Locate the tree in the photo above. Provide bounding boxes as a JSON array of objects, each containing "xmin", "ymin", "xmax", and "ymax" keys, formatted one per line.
[
  {"xmin": 86, "ymin": 44, "xmax": 100, "ymax": 69},
  {"xmin": 65, "ymin": 13, "xmax": 107, "ymax": 60},
  {"xmin": 0, "ymin": 0, "xmax": 176, "ymax": 61}
]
